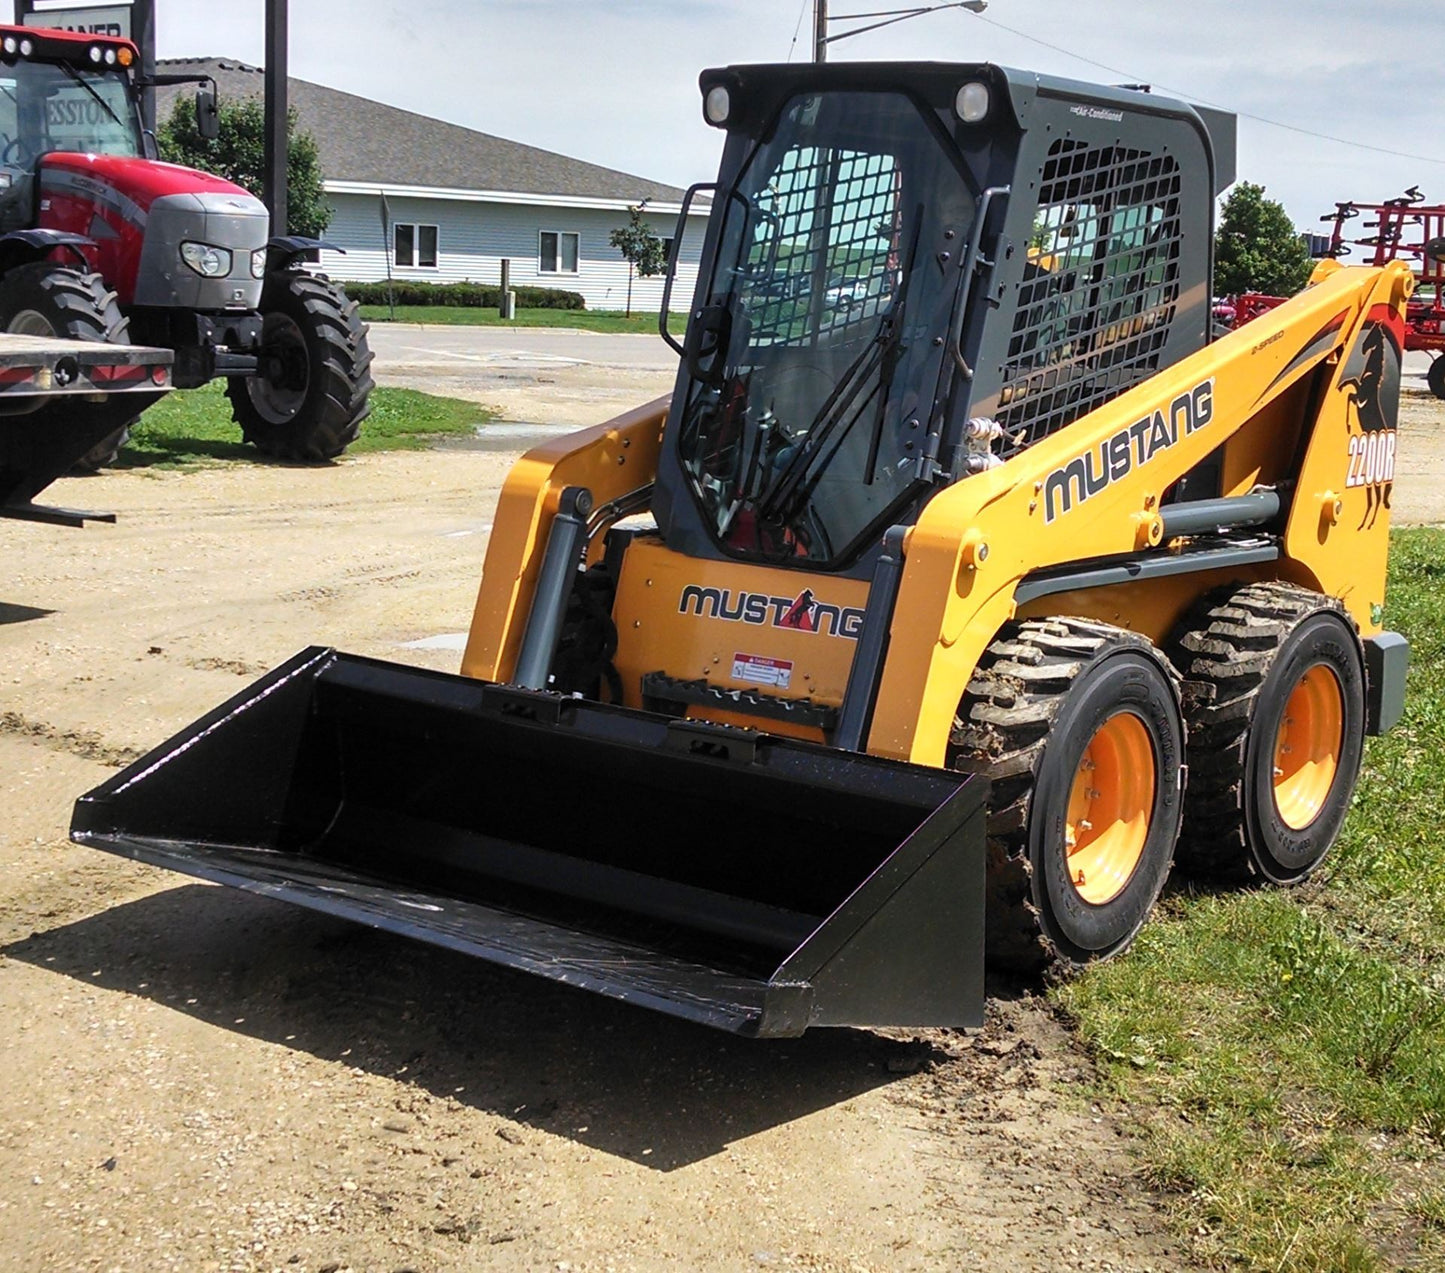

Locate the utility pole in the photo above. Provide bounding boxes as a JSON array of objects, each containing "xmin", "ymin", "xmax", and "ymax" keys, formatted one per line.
[
  {"xmin": 814, "ymin": 0, "xmax": 828, "ymax": 62},
  {"xmin": 132, "ymin": 0, "xmax": 155, "ymax": 131},
  {"xmin": 263, "ymin": 0, "xmax": 288, "ymax": 236}
]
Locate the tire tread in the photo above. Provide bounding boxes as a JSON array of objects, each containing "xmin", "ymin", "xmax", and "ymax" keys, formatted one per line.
[{"xmin": 1170, "ymin": 581, "xmax": 1352, "ymax": 882}]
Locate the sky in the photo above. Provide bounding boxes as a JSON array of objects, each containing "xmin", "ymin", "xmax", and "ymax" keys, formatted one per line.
[{"xmin": 120, "ymin": 0, "xmax": 1445, "ymax": 230}]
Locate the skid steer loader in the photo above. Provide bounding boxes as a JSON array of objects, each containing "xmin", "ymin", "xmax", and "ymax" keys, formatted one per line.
[{"xmin": 72, "ymin": 63, "xmax": 1411, "ymax": 1037}]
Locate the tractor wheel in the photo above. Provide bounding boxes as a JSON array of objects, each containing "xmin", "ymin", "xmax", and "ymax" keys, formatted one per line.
[
  {"xmin": 0, "ymin": 262, "xmax": 134, "ymax": 472},
  {"xmin": 227, "ymin": 270, "xmax": 374, "ymax": 461},
  {"xmin": 950, "ymin": 617, "xmax": 1185, "ymax": 971},
  {"xmin": 1428, "ymin": 356, "xmax": 1445, "ymax": 401},
  {"xmin": 1171, "ymin": 583, "xmax": 1365, "ymax": 884},
  {"xmin": 68, "ymin": 424, "xmax": 131, "ymax": 474}
]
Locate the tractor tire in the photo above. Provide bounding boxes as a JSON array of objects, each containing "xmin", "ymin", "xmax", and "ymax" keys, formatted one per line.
[
  {"xmin": 69, "ymin": 424, "xmax": 131, "ymax": 474},
  {"xmin": 0, "ymin": 262, "xmax": 135, "ymax": 472},
  {"xmin": 1428, "ymin": 355, "xmax": 1445, "ymax": 401},
  {"xmin": 950, "ymin": 617, "xmax": 1185, "ymax": 971},
  {"xmin": 1171, "ymin": 583, "xmax": 1366, "ymax": 884},
  {"xmin": 227, "ymin": 270, "xmax": 374, "ymax": 461}
]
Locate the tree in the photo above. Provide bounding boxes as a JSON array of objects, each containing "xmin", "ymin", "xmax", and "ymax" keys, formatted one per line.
[
  {"xmin": 1213, "ymin": 182, "xmax": 1313, "ymax": 298},
  {"xmin": 158, "ymin": 96, "xmax": 330, "ymax": 239},
  {"xmin": 608, "ymin": 203, "xmax": 667, "ymax": 317}
]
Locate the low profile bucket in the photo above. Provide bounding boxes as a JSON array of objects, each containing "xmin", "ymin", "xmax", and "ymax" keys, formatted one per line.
[{"xmin": 72, "ymin": 649, "xmax": 988, "ymax": 1037}]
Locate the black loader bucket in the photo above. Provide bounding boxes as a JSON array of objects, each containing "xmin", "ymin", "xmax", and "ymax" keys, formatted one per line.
[{"xmin": 72, "ymin": 649, "xmax": 988, "ymax": 1037}]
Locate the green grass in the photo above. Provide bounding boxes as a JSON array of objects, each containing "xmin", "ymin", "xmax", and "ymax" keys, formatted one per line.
[
  {"xmin": 113, "ymin": 381, "xmax": 494, "ymax": 468},
  {"xmin": 360, "ymin": 304, "xmax": 686, "ymax": 337},
  {"xmin": 1058, "ymin": 527, "xmax": 1445, "ymax": 1272}
]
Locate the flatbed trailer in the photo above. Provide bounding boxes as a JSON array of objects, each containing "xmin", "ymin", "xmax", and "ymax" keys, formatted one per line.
[{"xmin": 0, "ymin": 332, "xmax": 172, "ymax": 527}]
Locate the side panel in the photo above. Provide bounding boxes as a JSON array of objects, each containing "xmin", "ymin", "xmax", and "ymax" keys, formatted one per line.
[
  {"xmin": 460, "ymin": 397, "xmax": 668, "ymax": 683},
  {"xmin": 611, "ymin": 537, "xmax": 867, "ymax": 738},
  {"xmin": 866, "ymin": 263, "xmax": 1409, "ymax": 766},
  {"xmin": 1282, "ymin": 271, "xmax": 1410, "ymax": 635}
]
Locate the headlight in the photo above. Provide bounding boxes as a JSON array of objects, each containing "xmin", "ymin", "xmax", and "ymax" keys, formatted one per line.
[
  {"xmin": 88, "ymin": 45, "xmax": 102, "ymax": 63},
  {"xmin": 704, "ymin": 85, "xmax": 730, "ymax": 126},
  {"xmin": 250, "ymin": 247, "xmax": 267, "ymax": 278},
  {"xmin": 2, "ymin": 37, "xmax": 17, "ymax": 55},
  {"xmin": 956, "ymin": 81, "xmax": 990, "ymax": 124},
  {"xmin": 180, "ymin": 242, "xmax": 233, "ymax": 278}
]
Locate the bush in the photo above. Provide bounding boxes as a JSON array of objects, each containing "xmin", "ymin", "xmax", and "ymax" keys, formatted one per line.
[{"xmin": 340, "ymin": 280, "xmax": 585, "ymax": 310}]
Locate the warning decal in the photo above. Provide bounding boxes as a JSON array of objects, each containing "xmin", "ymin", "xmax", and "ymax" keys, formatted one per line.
[{"xmin": 731, "ymin": 653, "xmax": 793, "ymax": 690}]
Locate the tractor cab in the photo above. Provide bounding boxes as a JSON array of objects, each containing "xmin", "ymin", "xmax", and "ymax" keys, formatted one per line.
[{"xmin": 0, "ymin": 29, "xmax": 144, "ymax": 229}]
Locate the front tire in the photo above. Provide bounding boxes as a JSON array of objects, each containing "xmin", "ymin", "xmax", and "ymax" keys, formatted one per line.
[
  {"xmin": 951, "ymin": 618, "xmax": 1185, "ymax": 970},
  {"xmin": 227, "ymin": 270, "xmax": 374, "ymax": 461},
  {"xmin": 1172, "ymin": 583, "xmax": 1366, "ymax": 884},
  {"xmin": 0, "ymin": 262, "xmax": 134, "ymax": 472}
]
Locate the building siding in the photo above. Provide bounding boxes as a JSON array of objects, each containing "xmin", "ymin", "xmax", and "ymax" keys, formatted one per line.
[{"xmin": 319, "ymin": 193, "xmax": 704, "ymax": 312}]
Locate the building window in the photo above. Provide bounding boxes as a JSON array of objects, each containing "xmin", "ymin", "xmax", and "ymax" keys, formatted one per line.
[
  {"xmin": 394, "ymin": 223, "xmax": 439, "ymax": 268},
  {"xmin": 539, "ymin": 230, "xmax": 579, "ymax": 274},
  {"xmin": 661, "ymin": 237, "xmax": 675, "ymax": 264}
]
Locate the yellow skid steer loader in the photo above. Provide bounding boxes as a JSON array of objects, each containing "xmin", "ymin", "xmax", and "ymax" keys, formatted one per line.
[{"xmin": 73, "ymin": 63, "xmax": 1410, "ymax": 1037}]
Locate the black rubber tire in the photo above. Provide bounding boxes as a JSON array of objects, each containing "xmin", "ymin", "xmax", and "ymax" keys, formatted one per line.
[
  {"xmin": 69, "ymin": 423, "xmax": 131, "ymax": 474},
  {"xmin": 0, "ymin": 263, "xmax": 135, "ymax": 473},
  {"xmin": 226, "ymin": 270, "xmax": 374, "ymax": 461},
  {"xmin": 950, "ymin": 617, "xmax": 1185, "ymax": 971},
  {"xmin": 1428, "ymin": 355, "xmax": 1445, "ymax": 401},
  {"xmin": 1171, "ymin": 583, "xmax": 1366, "ymax": 884}
]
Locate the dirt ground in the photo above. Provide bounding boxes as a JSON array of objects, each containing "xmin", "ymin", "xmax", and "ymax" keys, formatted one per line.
[
  {"xmin": 4, "ymin": 377, "xmax": 1445, "ymax": 1273},
  {"xmin": 1396, "ymin": 387, "xmax": 1445, "ymax": 525}
]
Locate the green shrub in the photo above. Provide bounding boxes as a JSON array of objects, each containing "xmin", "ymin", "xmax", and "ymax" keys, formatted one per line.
[{"xmin": 339, "ymin": 280, "xmax": 585, "ymax": 310}]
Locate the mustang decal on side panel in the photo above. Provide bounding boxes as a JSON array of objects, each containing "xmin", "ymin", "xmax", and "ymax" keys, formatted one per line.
[
  {"xmin": 679, "ymin": 585, "xmax": 866, "ymax": 640},
  {"xmin": 1338, "ymin": 312, "xmax": 1401, "ymax": 530}
]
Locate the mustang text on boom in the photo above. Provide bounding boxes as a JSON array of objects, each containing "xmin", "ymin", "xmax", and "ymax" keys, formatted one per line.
[{"xmin": 1044, "ymin": 378, "xmax": 1215, "ymax": 523}]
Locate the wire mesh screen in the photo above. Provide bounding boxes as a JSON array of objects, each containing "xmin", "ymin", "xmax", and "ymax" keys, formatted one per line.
[
  {"xmin": 996, "ymin": 140, "xmax": 1182, "ymax": 457},
  {"xmin": 743, "ymin": 144, "xmax": 902, "ymax": 345}
]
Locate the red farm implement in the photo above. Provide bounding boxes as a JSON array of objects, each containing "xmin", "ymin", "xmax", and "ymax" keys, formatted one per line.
[{"xmin": 1322, "ymin": 187, "xmax": 1445, "ymax": 397}]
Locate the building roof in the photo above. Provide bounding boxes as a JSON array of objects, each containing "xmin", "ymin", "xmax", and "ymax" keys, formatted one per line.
[{"xmin": 154, "ymin": 58, "xmax": 690, "ymax": 205}]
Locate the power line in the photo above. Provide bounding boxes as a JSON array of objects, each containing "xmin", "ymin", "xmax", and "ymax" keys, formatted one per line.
[
  {"xmin": 786, "ymin": 0, "xmax": 810, "ymax": 62},
  {"xmin": 974, "ymin": 13, "xmax": 1445, "ymax": 169}
]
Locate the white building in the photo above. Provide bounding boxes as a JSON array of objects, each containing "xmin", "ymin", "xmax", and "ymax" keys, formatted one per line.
[{"xmin": 158, "ymin": 59, "xmax": 706, "ymax": 312}]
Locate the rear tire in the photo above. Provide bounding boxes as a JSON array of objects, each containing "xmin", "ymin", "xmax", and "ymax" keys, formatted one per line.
[
  {"xmin": 227, "ymin": 270, "xmax": 374, "ymax": 461},
  {"xmin": 69, "ymin": 423, "xmax": 131, "ymax": 474},
  {"xmin": 951, "ymin": 617, "xmax": 1185, "ymax": 970},
  {"xmin": 1171, "ymin": 583, "xmax": 1366, "ymax": 883},
  {"xmin": 1428, "ymin": 355, "xmax": 1445, "ymax": 401},
  {"xmin": 0, "ymin": 262, "xmax": 134, "ymax": 473}
]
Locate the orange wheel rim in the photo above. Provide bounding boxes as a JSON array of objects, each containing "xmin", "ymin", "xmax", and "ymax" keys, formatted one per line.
[
  {"xmin": 1065, "ymin": 712, "xmax": 1156, "ymax": 906},
  {"xmin": 1272, "ymin": 665, "xmax": 1343, "ymax": 830}
]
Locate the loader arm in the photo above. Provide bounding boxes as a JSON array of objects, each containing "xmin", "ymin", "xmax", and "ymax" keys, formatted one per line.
[
  {"xmin": 461, "ymin": 396, "xmax": 668, "ymax": 683},
  {"xmin": 870, "ymin": 260, "xmax": 1412, "ymax": 765}
]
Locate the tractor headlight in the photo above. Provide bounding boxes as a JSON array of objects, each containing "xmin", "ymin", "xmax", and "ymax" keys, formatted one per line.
[
  {"xmin": 18, "ymin": 39, "xmax": 32, "ymax": 57},
  {"xmin": 250, "ymin": 247, "xmax": 268, "ymax": 278},
  {"xmin": 180, "ymin": 241, "xmax": 233, "ymax": 278},
  {"xmin": 88, "ymin": 45, "xmax": 102, "ymax": 63},
  {"xmin": 2, "ymin": 37, "xmax": 17, "ymax": 55}
]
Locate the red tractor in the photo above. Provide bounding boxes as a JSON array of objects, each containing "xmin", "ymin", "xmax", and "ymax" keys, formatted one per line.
[
  {"xmin": 0, "ymin": 23, "xmax": 371, "ymax": 466},
  {"xmin": 1322, "ymin": 187, "xmax": 1445, "ymax": 399}
]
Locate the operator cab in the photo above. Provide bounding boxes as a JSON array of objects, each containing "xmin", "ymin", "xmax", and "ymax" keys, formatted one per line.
[
  {"xmin": 0, "ymin": 30, "xmax": 142, "ymax": 232},
  {"xmin": 655, "ymin": 63, "xmax": 1233, "ymax": 579}
]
